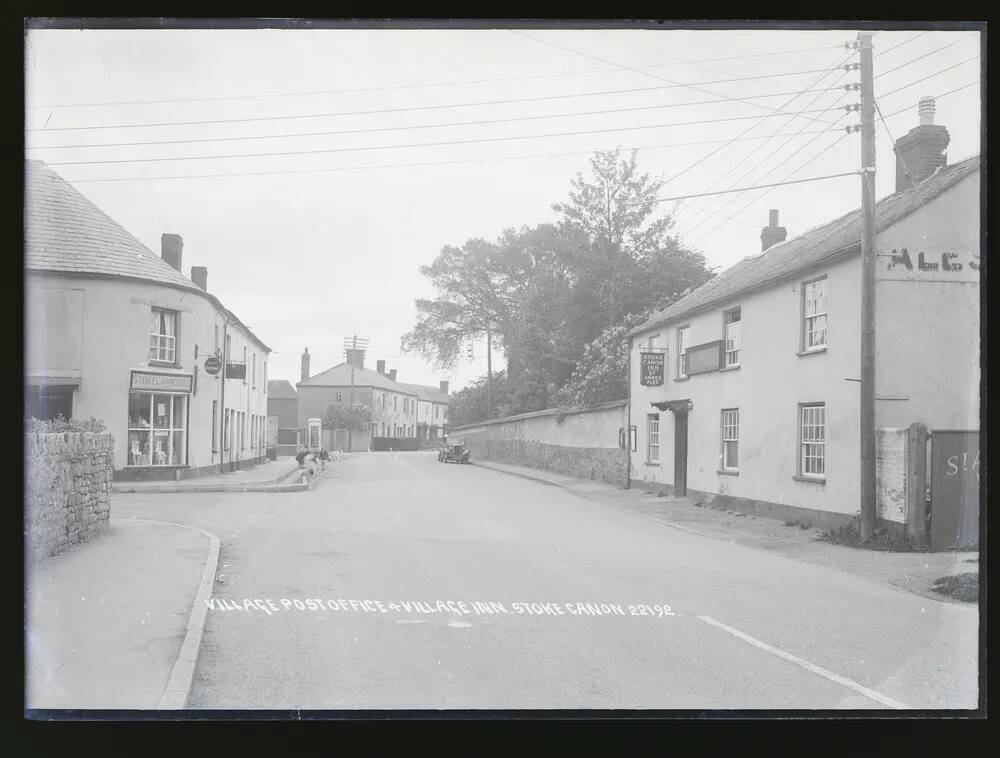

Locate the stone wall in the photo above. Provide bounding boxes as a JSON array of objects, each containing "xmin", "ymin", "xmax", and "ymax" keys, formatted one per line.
[
  {"xmin": 452, "ymin": 400, "xmax": 628, "ymax": 487},
  {"xmin": 25, "ymin": 433, "xmax": 114, "ymax": 562}
]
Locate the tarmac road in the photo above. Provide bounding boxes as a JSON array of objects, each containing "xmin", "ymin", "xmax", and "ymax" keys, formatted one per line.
[{"xmin": 115, "ymin": 451, "xmax": 979, "ymax": 710}]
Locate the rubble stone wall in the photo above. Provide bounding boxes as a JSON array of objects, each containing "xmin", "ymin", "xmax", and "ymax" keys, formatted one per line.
[
  {"xmin": 452, "ymin": 401, "xmax": 628, "ymax": 487},
  {"xmin": 25, "ymin": 433, "xmax": 113, "ymax": 562}
]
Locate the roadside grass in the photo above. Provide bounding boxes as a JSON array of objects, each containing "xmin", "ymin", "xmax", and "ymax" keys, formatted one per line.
[
  {"xmin": 930, "ymin": 573, "xmax": 979, "ymax": 602},
  {"xmin": 817, "ymin": 520, "xmax": 928, "ymax": 552}
]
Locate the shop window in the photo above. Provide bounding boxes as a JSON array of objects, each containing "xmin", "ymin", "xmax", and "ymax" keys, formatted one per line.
[
  {"xmin": 128, "ymin": 392, "xmax": 186, "ymax": 466},
  {"xmin": 149, "ymin": 308, "xmax": 177, "ymax": 364}
]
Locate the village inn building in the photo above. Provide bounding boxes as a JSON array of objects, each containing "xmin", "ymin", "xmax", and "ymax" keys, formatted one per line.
[
  {"xmin": 627, "ymin": 99, "xmax": 980, "ymax": 530},
  {"xmin": 25, "ymin": 160, "xmax": 271, "ymax": 480}
]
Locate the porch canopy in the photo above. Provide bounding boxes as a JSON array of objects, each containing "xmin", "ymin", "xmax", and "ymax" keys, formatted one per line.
[{"xmin": 650, "ymin": 399, "xmax": 692, "ymax": 413}]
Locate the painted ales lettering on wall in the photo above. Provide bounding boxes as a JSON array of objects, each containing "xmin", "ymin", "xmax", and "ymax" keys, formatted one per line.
[
  {"xmin": 640, "ymin": 352, "xmax": 665, "ymax": 386},
  {"xmin": 886, "ymin": 247, "xmax": 980, "ymax": 273}
]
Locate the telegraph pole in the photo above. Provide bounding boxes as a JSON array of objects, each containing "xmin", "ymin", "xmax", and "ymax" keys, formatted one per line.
[
  {"xmin": 343, "ymin": 334, "xmax": 368, "ymax": 453},
  {"xmin": 859, "ymin": 31, "xmax": 878, "ymax": 539},
  {"xmin": 486, "ymin": 324, "xmax": 493, "ymax": 419}
]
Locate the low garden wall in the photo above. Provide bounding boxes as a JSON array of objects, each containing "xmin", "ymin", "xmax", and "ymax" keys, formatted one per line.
[
  {"xmin": 25, "ymin": 432, "xmax": 114, "ymax": 562},
  {"xmin": 450, "ymin": 400, "xmax": 628, "ymax": 487}
]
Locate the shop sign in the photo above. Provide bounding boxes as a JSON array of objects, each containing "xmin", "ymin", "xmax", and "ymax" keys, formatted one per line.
[
  {"xmin": 639, "ymin": 352, "xmax": 665, "ymax": 386},
  {"xmin": 131, "ymin": 371, "xmax": 193, "ymax": 393}
]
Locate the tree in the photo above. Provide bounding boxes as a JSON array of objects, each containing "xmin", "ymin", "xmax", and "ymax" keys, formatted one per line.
[
  {"xmin": 553, "ymin": 147, "xmax": 712, "ymax": 335},
  {"xmin": 446, "ymin": 371, "xmax": 512, "ymax": 427},
  {"xmin": 322, "ymin": 402, "xmax": 372, "ymax": 432},
  {"xmin": 552, "ymin": 312, "xmax": 650, "ymax": 408}
]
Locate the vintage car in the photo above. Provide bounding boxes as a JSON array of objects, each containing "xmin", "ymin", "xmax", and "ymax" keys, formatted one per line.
[{"xmin": 438, "ymin": 440, "xmax": 471, "ymax": 464}]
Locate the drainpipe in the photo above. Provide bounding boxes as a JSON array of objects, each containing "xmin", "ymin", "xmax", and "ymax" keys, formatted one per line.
[
  {"xmin": 219, "ymin": 315, "xmax": 230, "ymax": 474},
  {"xmin": 625, "ymin": 336, "xmax": 632, "ymax": 490}
]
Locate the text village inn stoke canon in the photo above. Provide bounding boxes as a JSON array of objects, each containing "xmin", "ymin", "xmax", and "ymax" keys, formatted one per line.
[{"xmin": 25, "ymin": 160, "xmax": 271, "ymax": 480}]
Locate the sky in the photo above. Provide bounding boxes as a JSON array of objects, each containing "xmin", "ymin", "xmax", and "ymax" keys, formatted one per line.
[{"xmin": 24, "ymin": 25, "xmax": 982, "ymax": 392}]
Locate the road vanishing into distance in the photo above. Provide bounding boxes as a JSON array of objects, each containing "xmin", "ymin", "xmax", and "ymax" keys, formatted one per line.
[{"xmin": 116, "ymin": 451, "xmax": 978, "ymax": 710}]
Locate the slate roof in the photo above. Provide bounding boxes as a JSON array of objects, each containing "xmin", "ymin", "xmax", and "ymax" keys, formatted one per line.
[
  {"xmin": 267, "ymin": 380, "xmax": 298, "ymax": 400},
  {"xmin": 630, "ymin": 155, "xmax": 980, "ymax": 337},
  {"xmin": 396, "ymin": 382, "xmax": 450, "ymax": 404},
  {"xmin": 298, "ymin": 362, "xmax": 418, "ymax": 394},
  {"xmin": 24, "ymin": 159, "xmax": 271, "ymax": 351}
]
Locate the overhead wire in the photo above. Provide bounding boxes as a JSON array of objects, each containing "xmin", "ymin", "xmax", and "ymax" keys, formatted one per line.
[
  {"xmin": 678, "ymin": 47, "xmax": 856, "ymax": 232},
  {"xmin": 26, "ymin": 66, "xmax": 847, "ymax": 133},
  {"xmin": 40, "ymin": 107, "xmax": 847, "ymax": 167},
  {"xmin": 26, "ymin": 87, "xmax": 849, "ymax": 151},
  {"xmin": 26, "ymin": 42, "xmax": 846, "ymax": 110},
  {"xmin": 60, "ymin": 126, "xmax": 844, "ymax": 183}
]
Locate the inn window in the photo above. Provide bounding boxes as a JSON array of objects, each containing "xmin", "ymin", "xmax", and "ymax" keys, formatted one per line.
[
  {"xmin": 127, "ymin": 392, "xmax": 186, "ymax": 467},
  {"xmin": 677, "ymin": 326, "xmax": 690, "ymax": 378},
  {"xmin": 212, "ymin": 401, "xmax": 218, "ymax": 451},
  {"xmin": 242, "ymin": 347, "xmax": 248, "ymax": 384},
  {"xmin": 723, "ymin": 308, "xmax": 741, "ymax": 367},
  {"xmin": 647, "ymin": 414, "xmax": 660, "ymax": 464},
  {"xmin": 721, "ymin": 409, "xmax": 739, "ymax": 471},
  {"xmin": 802, "ymin": 278, "xmax": 828, "ymax": 351},
  {"xmin": 252, "ymin": 353, "xmax": 257, "ymax": 389},
  {"xmin": 799, "ymin": 403, "xmax": 826, "ymax": 478},
  {"xmin": 148, "ymin": 308, "xmax": 177, "ymax": 364},
  {"xmin": 647, "ymin": 332, "xmax": 661, "ymax": 349}
]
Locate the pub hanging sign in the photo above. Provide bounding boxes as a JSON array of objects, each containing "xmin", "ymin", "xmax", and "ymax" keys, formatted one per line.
[{"xmin": 640, "ymin": 351, "xmax": 665, "ymax": 386}]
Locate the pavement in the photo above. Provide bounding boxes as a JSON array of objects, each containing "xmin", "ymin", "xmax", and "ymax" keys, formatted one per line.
[
  {"xmin": 471, "ymin": 459, "xmax": 980, "ymax": 605},
  {"xmin": 25, "ymin": 516, "xmax": 218, "ymax": 710},
  {"xmin": 89, "ymin": 450, "xmax": 976, "ymax": 710},
  {"xmin": 111, "ymin": 456, "xmax": 305, "ymax": 494}
]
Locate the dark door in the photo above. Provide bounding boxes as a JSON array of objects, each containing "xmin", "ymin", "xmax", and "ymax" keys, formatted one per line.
[
  {"xmin": 930, "ymin": 430, "xmax": 980, "ymax": 550},
  {"xmin": 674, "ymin": 410, "xmax": 688, "ymax": 496}
]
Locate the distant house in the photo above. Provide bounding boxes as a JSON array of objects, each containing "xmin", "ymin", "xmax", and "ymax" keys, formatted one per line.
[
  {"xmin": 267, "ymin": 379, "xmax": 298, "ymax": 457},
  {"xmin": 296, "ymin": 349, "xmax": 419, "ymax": 452},
  {"xmin": 397, "ymin": 382, "xmax": 450, "ymax": 441},
  {"xmin": 627, "ymin": 97, "xmax": 979, "ymax": 532}
]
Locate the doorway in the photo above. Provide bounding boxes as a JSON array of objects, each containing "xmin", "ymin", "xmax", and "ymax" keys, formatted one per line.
[{"xmin": 673, "ymin": 409, "xmax": 689, "ymax": 497}]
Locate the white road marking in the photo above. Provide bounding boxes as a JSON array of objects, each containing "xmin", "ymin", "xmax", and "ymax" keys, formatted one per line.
[
  {"xmin": 447, "ymin": 620, "xmax": 472, "ymax": 628},
  {"xmin": 697, "ymin": 615, "xmax": 911, "ymax": 709},
  {"xmin": 394, "ymin": 453, "xmax": 428, "ymax": 478}
]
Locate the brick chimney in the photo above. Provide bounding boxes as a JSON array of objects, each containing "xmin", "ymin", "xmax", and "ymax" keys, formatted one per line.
[
  {"xmin": 389, "ymin": 369, "xmax": 397, "ymax": 382},
  {"xmin": 376, "ymin": 359, "xmax": 386, "ymax": 374},
  {"xmin": 439, "ymin": 380, "xmax": 449, "ymax": 395},
  {"xmin": 894, "ymin": 96, "xmax": 950, "ymax": 192},
  {"xmin": 161, "ymin": 233, "xmax": 183, "ymax": 272},
  {"xmin": 301, "ymin": 348, "xmax": 310, "ymax": 383},
  {"xmin": 345, "ymin": 349, "xmax": 365, "ymax": 370},
  {"xmin": 760, "ymin": 209, "xmax": 787, "ymax": 252},
  {"xmin": 190, "ymin": 266, "xmax": 208, "ymax": 290}
]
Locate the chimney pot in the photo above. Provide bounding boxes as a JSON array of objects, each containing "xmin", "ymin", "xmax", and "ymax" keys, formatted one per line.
[
  {"xmin": 440, "ymin": 380, "xmax": 449, "ymax": 395},
  {"xmin": 190, "ymin": 266, "xmax": 208, "ymax": 290},
  {"xmin": 389, "ymin": 369, "xmax": 397, "ymax": 382},
  {"xmin": 894, "ymin": 97, "xmax": 950, "ymax": 192},
  {"xmin": 161, "ymin": 233, "xmax": 183, "ymax": 272},
  {"xmin": 301, "ymin": 348, "xmax": 310, "ymax": 383},
  {"xmin": 768, "ymin": 209, "xmax": 779, "ymax": 227},
  {"xmin": 918, "ymin": 96, "xmax": 935, "ymax": 126},
  {"xmin": 376, "ymin": 359, "xmax": 386, "ymax": 374}
]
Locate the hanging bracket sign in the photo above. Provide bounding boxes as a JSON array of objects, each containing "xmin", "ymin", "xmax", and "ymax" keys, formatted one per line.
[
  {"xmin": 203, "ymin": 355, "xmax": 222, "ymax": 375},
  {"xmin": 640, "ymin": 351, "xmax": 665, "ymax": 386}
]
